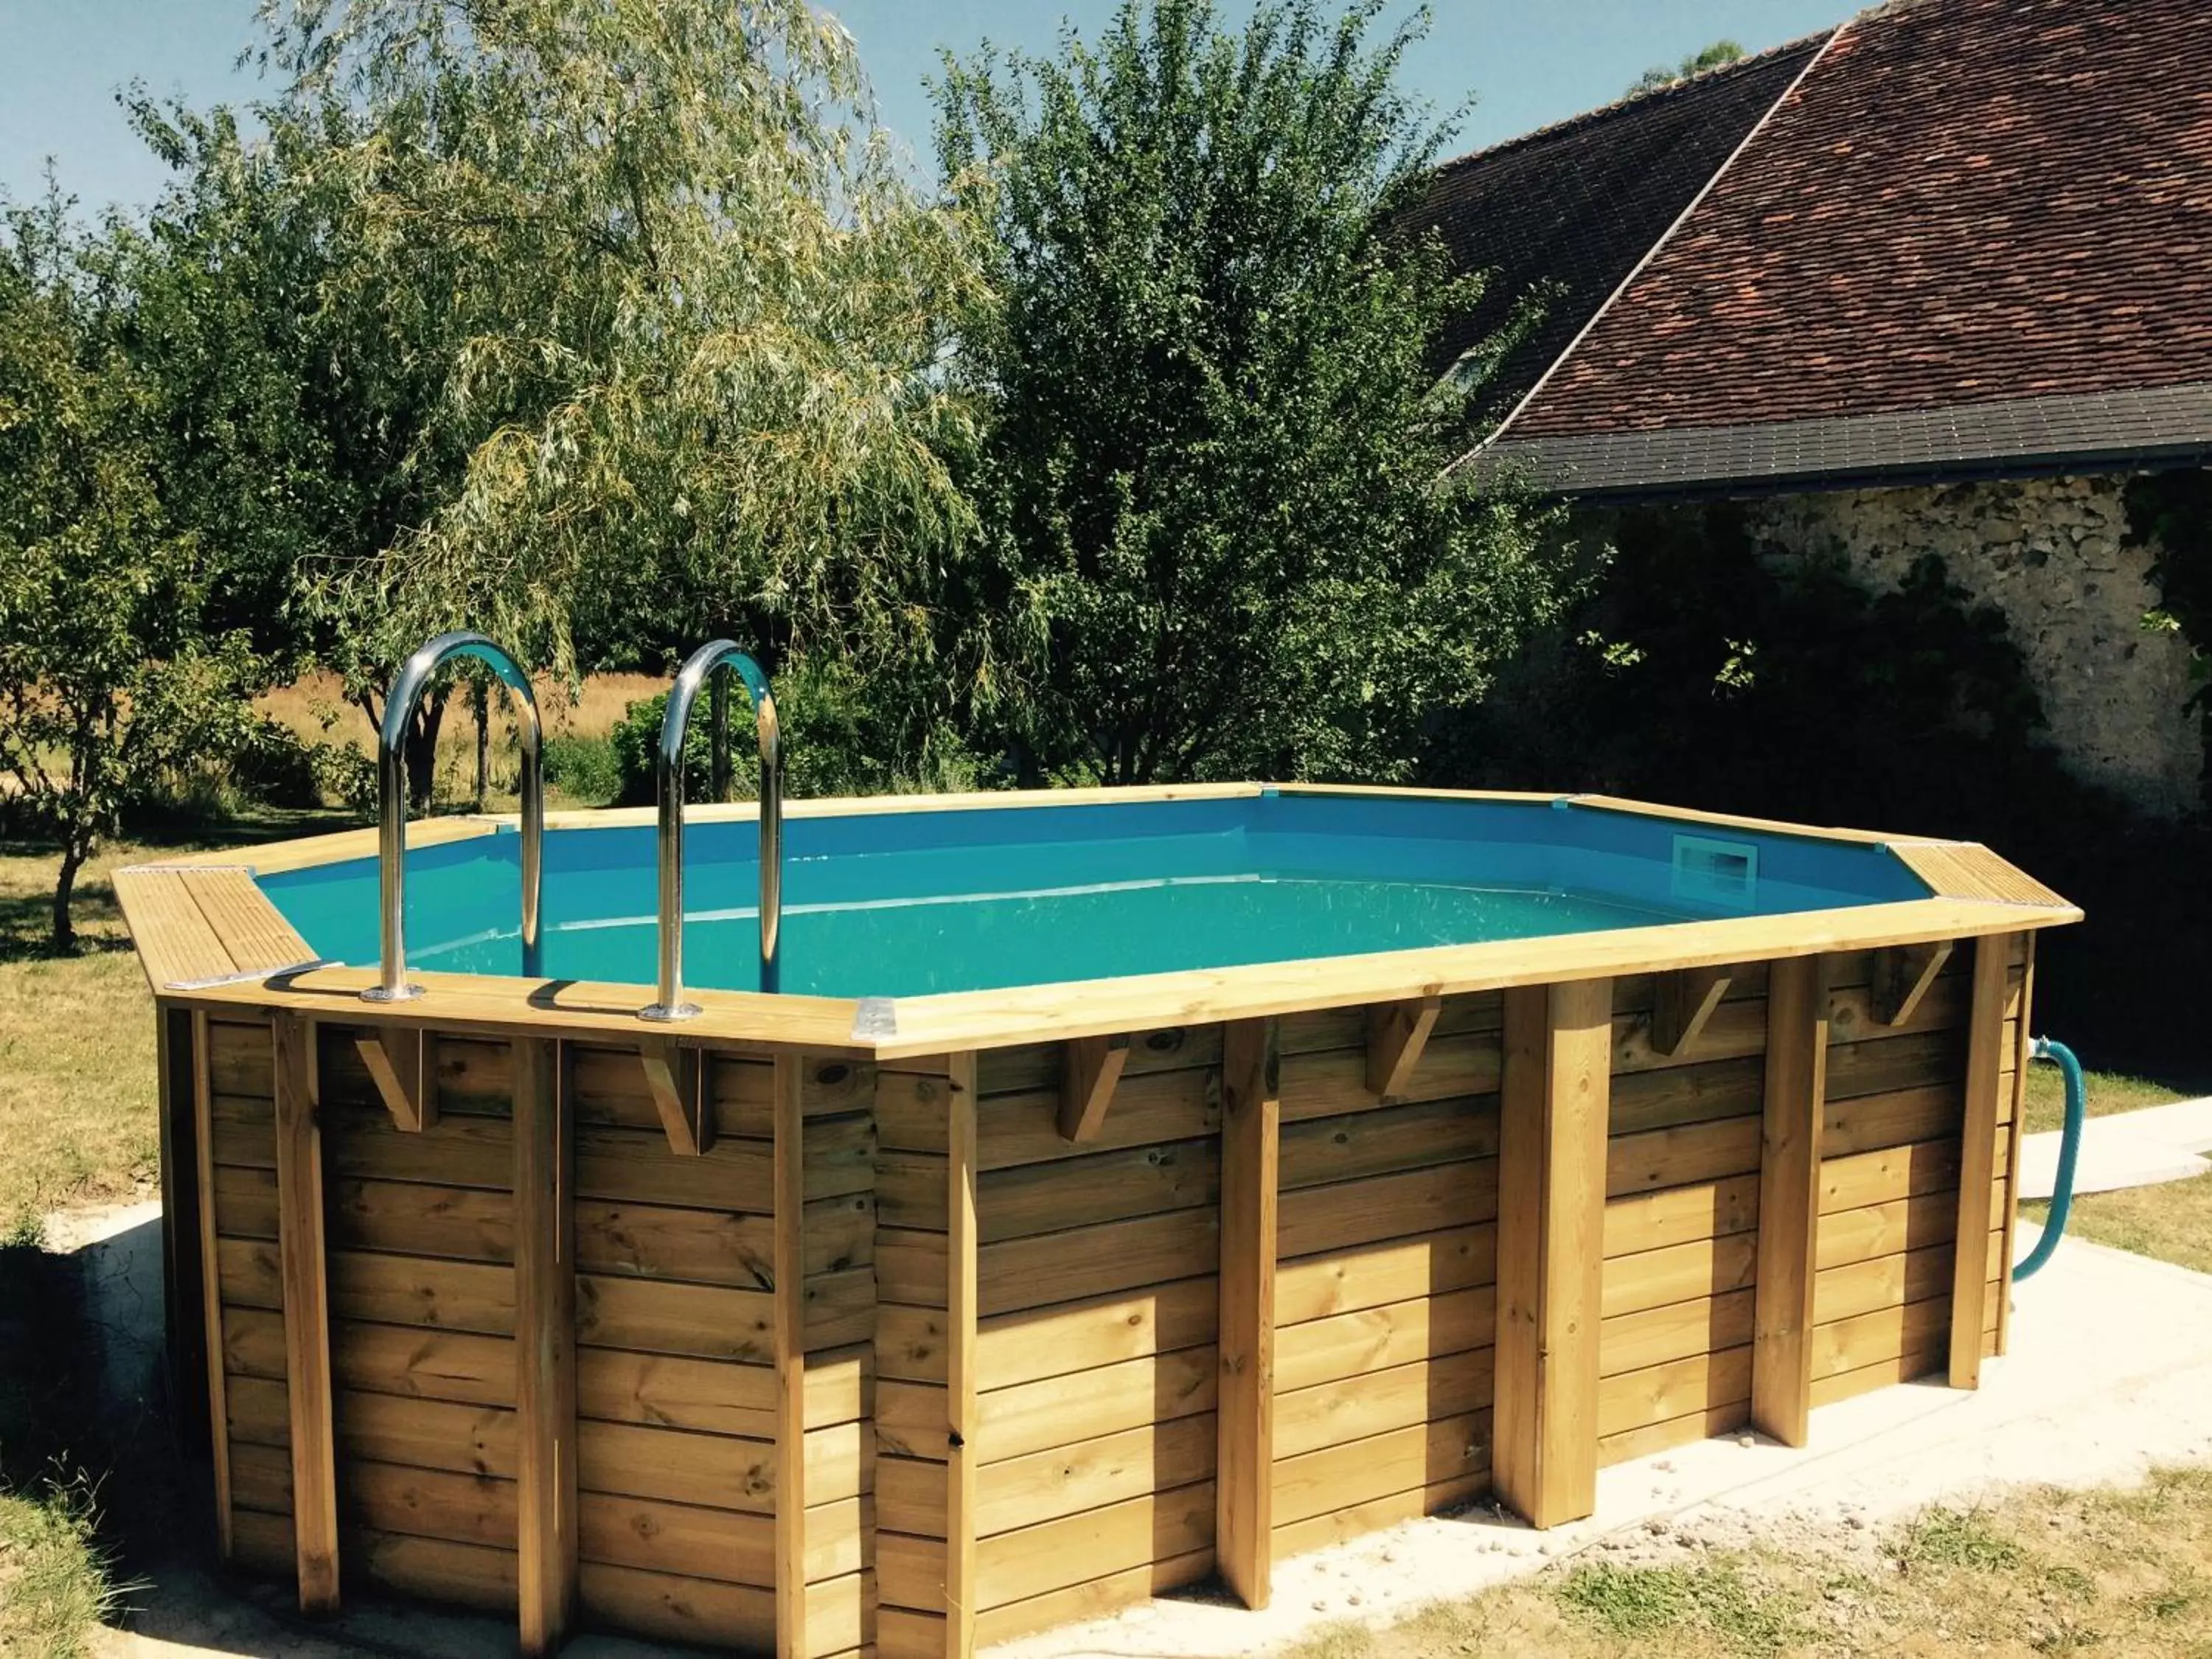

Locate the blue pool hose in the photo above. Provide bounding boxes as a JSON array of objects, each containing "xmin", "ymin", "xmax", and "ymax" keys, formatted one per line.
[{"xmin": 2011, "ymin": 1036, "xmax": 2084, "ymax": 1282}]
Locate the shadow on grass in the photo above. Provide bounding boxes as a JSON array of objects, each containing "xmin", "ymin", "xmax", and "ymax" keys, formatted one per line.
[{"xmin": 0, "ymin": 807, "xmax": 368, "ymax": 964}]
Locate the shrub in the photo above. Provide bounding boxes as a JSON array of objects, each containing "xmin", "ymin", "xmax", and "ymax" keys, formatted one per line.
[{"xmin": 542, "ymin": 734, "xmax": 622, "ymax": 807}]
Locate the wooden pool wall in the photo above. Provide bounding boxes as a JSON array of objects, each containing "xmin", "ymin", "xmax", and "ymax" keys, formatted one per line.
[{"xmin": 156, "ymin": 931, "xmax": 2031, "ymax": 1658}]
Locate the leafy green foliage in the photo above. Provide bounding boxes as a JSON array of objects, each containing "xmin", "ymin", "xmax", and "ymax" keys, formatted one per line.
[
  {"xmin": 2124, "ymin": 467, "xmax": 2212, "ymax": 785},
  {"xmin": 542, "ymin": 734, "xmax": 623, "ymax": 808},
  {"xmin": 0, "ymin": 192, "xmax": 265, "ymax": 946},
  {"xmin": 1631, "ymin": 38, "xmax": 1747, "ymax": 94},
  {"xmin": 254, "ymin": 0, "xmax": 992, "ymax": 745},
  {"xmin": 936, "ymin": 0, "xmax": 1566, "ymax": 786}
]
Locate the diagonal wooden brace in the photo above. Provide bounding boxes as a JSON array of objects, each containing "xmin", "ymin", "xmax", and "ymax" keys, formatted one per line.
[
  {"xmin": 1872, "ymin": 939, "xmax": 1953, "ymax": 1026},
  {"xmin": 1652, "ymin": 964, "xmax": 1733, "ymax": 1058},
  {"xmin": 1059, "ymin": 1033, "xmax": 1131, "ymax": 1143},
  {"xmin": 357, "ymin": 1026, "xmax": 434, "ymax": 1133},
  {"xmin": 639, "ymin": 1035, "xmax": 712, "ymax": 1155},
  {"xmin": 1365, "ymin": 994, "xmax": 1442, "ymax": 1102}
]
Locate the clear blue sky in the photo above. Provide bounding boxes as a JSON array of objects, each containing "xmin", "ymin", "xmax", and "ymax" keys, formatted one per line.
[{"xmin": 1, "ymin": 0, "xmax": 1863, "ymax": 215}]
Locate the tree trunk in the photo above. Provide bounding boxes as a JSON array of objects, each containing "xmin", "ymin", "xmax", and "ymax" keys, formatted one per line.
[
  {"xmin": 51, "ymin": 838, "xmax": 87, "ymax": 953},
  {"xmin": 471, "ymin": 677, "xmax": 490, "ymax": 811},
  {"xmin": 405, "ymin": 691, "xmax": 448, "ymax": 811}
]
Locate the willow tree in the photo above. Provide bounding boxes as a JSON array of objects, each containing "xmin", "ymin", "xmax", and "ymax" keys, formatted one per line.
[
  {"xmin": 260, "ymin": 0, "xmax": 994, "ymax": 779},
  {"xmin": 938, "ymin": 0, "xmax": 1566, "ymax": 787}
]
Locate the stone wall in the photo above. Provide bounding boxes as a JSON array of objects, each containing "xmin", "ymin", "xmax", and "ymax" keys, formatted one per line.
[{"xmin": 1746, "ymin": 473, "xmax": 2202, "ymax": 818}]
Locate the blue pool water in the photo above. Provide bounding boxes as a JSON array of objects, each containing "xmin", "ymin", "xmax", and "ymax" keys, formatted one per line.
[{"xmin": 257, "ymin": 793, "xmax": 1929, "ymax": 999}]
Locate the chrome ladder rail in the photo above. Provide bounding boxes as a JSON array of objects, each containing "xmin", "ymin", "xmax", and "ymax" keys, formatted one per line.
[
  {"xmin": 366, "ymin": 632, "xmax": 545, "ymax": 1002},
  {"xmin": 641, "ymin": 641, "xmax": 782, "ymax": 1020}
]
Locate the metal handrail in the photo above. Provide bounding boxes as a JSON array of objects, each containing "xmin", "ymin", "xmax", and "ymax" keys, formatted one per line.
[
  {"xmin": 641, "ymin": 641, "xmax": 782, "ymax": 1020},
  {"xmin": 365, "ymin": 631, "xmax": 544, "ymax": 1003}
]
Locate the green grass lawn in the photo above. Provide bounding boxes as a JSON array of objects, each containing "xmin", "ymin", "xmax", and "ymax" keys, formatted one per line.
[{"xmin": 2017, "ymin": 1061, "xmax": 2212, "ymax": 1278}]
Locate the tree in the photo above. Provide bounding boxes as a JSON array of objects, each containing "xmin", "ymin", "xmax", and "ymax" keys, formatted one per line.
[
  {"xmin": 936, "ymin": 0, "xmax": 1566, "ymax": 786},
  {"xmin": 1631, "ymin": 39, "xmax": 1746, "ymax": 94},
  {"xmin": 0, "ymin": 189, "xmax": 262, "ymax": 948},
  {"xmin": 248, "ymin": 0, "xmax": 994, "ymax": 787}
]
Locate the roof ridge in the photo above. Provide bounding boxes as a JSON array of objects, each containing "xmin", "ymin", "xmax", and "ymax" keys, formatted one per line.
[{"xmin": 1428, "ymin": 26, "xmax": 1839, "ymax": 178}]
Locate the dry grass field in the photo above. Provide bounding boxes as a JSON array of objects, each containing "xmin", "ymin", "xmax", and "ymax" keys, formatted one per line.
[{"xmin": 1290, "ymin": 1470, "xmax": 2212, "ymax": 1659}]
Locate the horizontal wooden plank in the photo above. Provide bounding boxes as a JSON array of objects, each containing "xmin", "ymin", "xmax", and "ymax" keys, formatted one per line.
[
  {"xmin": 577, "ymin": 1348, "xmax": 776, "ymax": 1439},
  {"xmin": 1279, "ymin": 1096, "xmax": 1500, "ymax": 1191},
  {"xmin": 349, "ymin": 1527, "xmax": 516, "ymax": 1612},
  {"xmin": 1276, "ymin": 1225, "xmax": 1496, "ymax": 1326},
  {"xmin": 1821, "ymin": 1083, "xmax": 1960, "ymax": 1161},
  {"xmin": 975, "ymin": 1276, "xmax": 1219, "ymax": 1391},
  {"xmin": 574, "ymin": 1117, "xmax": 872, "ymax": 1211},
  {"xmin": 978, "ymin": 1346, "xmax": 1217, "ymax": 1465},
  {"xmin": 1597, "ymin": 1399, "xmax": 1750, "ymax": 1467},
  {"xmin": 1275, "ymin": 1352, "xmax": 1493, "ymax": 1461},
  {"xmin": 211, "ymin": 1164, "xmax": 279, "ymax": 1240},
  {"xmin": 1600, "ymin": 1231, "xmax": 1758, "ymax": 1321},
  {"xmin": 577, "ymin": 1490, "xmax": 775, "ymax": 1587},
  {"xmin": 317, "ymin": 1319, "xmax": 515, "ymax": 1407},
  {"xmin": 1606, "ymin": 1116, "xmax": 1761, "ymax": 1199},
  {"xmin": 216, "ymin": 1237, "xmax": 282, "ymax": 1312},
  {"xmin": 1279, "ymin": 1032, "xmax": 1502, "ymax": 1121},
  {"xmin": 1810, "ymin": 1297, "xmax": 1949, "ymax": 1381},
  {"xmin": 1599, "ymin": 1346, "xmax": 1751, "ymax": 1439},
  {"xmin": 226, "ymin": 1374, "xmax": 290, "ymax": 1449},
  {"xmin": 1274, "ymin": 1287, "xmax": 1495, "ymax": 1394},
  {"xmin": 882, "ymin": 1065, "xmax": 1220, "ymax": 1170},
  {"xmin": 206, "ymin": 1020, "xmax": 276, "ymax": 1097},
  {"xmin": 1603, "ymin": 1177, "xmax": 1759, "ymax": 1258},
  {"xmin": 1276, "ymin": 1159, "xmax": 1498, "ymax": 1259},
  {"xmin": 1270, "ymin": 1470, "xmax": 1489, "ymax": 1566},
  {"xmin": 335, "ymin": 1391, "xmax": 516, "ymax": 1478},
  {"xmin": 1272, "ymin": 1413, "xmax": 1490, "ymax": 1527},
  {"xmin": 232, "ymin": 1507, "xmax": 296, "ymax": 1577},
  {"xmin": 329, "ymin": 1178, "xmax": 515, "ymax": 1265},
  {"xmin": 578, "ymin": 1420, "xmax": 775, "ymax": 1512},
  {"xmin": 976, "ymin": 1413, "xmax": 1217, "ymax": 1538},
  {"xmin": 1600, "ymin": 1290, "xmax": 1754, "ymax": 1380},
  {"xmin": 209, "ymin": 1093, "xmax": 276, "ymax": 1171},
  {"xmin": 975, "ymin": 1480, "xmax": 1215, "ymax": 1610},
  {"xmin": 345, "ymin": 1457, "xmax": 516, "ymax": 1549},
  {"xmin": 577, "ymin": 1559, "xmax": 773, "ymax": 1651},
  {"xmin": 1608, "ymin": 1057, "xmax": 1763, "ymax": 1138},
  {"xmin": 1816, "ymin": 1192, "xmax": 1958, "ymax": 1270},
  {"xmin": 972, "ymin": 1548, "xmax": 1213, "ymax": 1649},
  {"xmin": 325, "ymin": 1103, "xmax": 513, "ymax": 1189},
  {"xmin": 978, "ymin": 1027, "xmax": 1222, "ymax": 1095},
  {"xmin": 574, "ymin": 1193, "xmax": 872, "ymax": 1287},
  {"xmin": 330, "ymin": 1251, "xmax": 515, "ymax": 1337},
  {"xmin": 230, "ymin": 1441, "xmax": 293, "ymax": 1514},
  {"xmin": 978, "ymin": 1208, "xmax": 1219, "ymax": 1318},
  {"xmin": 968, "ymin": 1138, "xmax": 1218, "ymax": 1245},
  {"xmin": 569, "ymin": 1046, "xmax": 872, "ymax": 1135},
  {"xmin": 573, "ymin": 1267, "xmax": 873, "ymax": 1360},
  {"xmin": 1826, "ymin": 1029, "xmax": 1966, "ymax": 1102}
]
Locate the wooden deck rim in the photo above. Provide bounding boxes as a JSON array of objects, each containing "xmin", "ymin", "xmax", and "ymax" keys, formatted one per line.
[{"xmin": 116, "ymin": 785, "xmax": 2080, "ymax": 1060}]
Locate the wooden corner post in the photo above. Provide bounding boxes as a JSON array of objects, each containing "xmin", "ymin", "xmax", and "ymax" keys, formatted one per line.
[
  {"xmin": 1751, "ymin": 954, "xmax": 1827, "ymax": 1446},
  {"xmin": 773, "ymin": 1051, "xmax": 810, "ymax": 1659},
  {"xmin": 515, "ymin": 1037, "xmax": 577, "ymax": 1655},
  {"xmin": 271, "ymin": 1013, "xmax": 339, "ymax": 1613},
  {"xmin": 945, "ymin": 1052, "xmax": 981, "ymax": 1658},
  {"xmin": 1493, "ymin": 978, "xmax": 1611, "ymax": 1530},
  {"xmin": 1950, "ymin": 935, "xmax": 2015, "ymax": 1388},
  {"xmin": 1217, "ymin": 1018, "xmax": 1281, "ymax": 1609}
]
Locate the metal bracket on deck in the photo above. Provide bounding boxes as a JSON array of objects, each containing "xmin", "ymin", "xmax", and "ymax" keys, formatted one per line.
[
  {"xmin": 849, "ymin": 997, "xmax": 897, "ymax": 1041},
  {"xmin": 165, "ymin": 957, "xmax": 335, "ymax": 992}
]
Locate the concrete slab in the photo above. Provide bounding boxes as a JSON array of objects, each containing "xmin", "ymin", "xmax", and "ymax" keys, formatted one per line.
[{"xmin": 2017, "ymin": 1095, "xmax": 2212, "ymax": 1199}]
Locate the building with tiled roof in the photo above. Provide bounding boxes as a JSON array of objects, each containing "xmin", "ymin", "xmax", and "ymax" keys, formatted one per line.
[{"xmin": 1413, "ymin": 0, "xmax": 2211, "ymax": 815}]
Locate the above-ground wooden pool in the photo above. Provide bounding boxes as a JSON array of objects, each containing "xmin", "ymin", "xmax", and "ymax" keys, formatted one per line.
[{"xmin": 118, "ymin": 782, "xmax": 2079, "ymax": 1659}]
